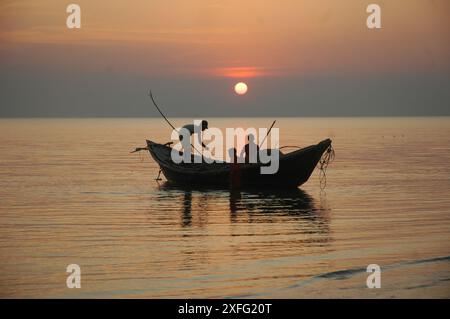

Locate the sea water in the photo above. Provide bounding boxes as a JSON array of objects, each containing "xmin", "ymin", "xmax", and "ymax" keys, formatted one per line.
[{"xmin": 0, "ymin": 117, "xmax": 449, "ymax": 298}]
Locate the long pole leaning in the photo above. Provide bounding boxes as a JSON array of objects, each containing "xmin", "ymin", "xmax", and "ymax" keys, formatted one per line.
[
  {"xmin": 259, "ymin": 120, "xmax": 276, "ymax": 148},
  {"xmin": 149, "ymin": 90, "xmax": 177, "ymax": 131},
  {"xmin": 148, "ymin": 90, "xmax": 202, "ymax": 156}
]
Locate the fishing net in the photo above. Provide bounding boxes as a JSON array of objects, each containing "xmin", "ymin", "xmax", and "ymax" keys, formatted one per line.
[{"xmin": 318, "ymin": 144, "xmax": 335, "ymax": 190}]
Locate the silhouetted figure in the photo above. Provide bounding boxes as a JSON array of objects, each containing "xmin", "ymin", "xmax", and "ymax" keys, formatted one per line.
[
  {"xmin": 241, "ymin": 134, "xmax": 260, "ymax": 163},
  {"xmin": 179, "ymin": 120, "xmax": 209, "ymax": 149}
]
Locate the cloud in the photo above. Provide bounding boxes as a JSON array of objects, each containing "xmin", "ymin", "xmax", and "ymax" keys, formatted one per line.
[{"xmin": 0, "ymin": 26, "xmax": 243, "ymax": 46}]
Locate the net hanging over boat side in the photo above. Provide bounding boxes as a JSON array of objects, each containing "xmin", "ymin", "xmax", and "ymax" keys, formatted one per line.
[{"xmin": 318, "ymin": 144, "xmax": 335, "ymax": 190}]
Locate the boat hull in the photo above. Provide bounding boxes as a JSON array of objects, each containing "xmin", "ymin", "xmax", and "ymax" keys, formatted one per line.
[{"xmin": 146, "ymin": 139, "xmax": 332, "ymax": 189}]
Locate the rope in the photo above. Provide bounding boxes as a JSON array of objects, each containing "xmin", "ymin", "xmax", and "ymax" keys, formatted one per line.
[
  {"xmin": 279, "ymin": 144, "xmax": 335, "ymax": 189},
  {"xmin": 279, "ymin": 145, "xmax": 302, "ymax": 150},
  {"xmin": 318, "ymin": 144, "xmax": 335, "ymax": 190},
  {"xmin": 155, "ymin": 169, "xmax": 162, "ymax": 181}
]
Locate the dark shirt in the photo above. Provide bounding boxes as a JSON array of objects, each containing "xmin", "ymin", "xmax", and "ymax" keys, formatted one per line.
[{"xmin": 244, "ymin": 143, "xmax": 260, "ymax": 163}]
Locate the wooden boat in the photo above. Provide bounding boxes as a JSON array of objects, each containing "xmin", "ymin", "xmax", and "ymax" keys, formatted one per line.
[{"xmin": 146, "ymin": 138, "xmax": 332, "ymax": 188}]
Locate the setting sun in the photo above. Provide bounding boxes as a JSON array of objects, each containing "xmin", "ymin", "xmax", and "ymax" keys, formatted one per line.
[{"xmin": 234, "ymin": 82, "xmax": 248, "ymax": 95}]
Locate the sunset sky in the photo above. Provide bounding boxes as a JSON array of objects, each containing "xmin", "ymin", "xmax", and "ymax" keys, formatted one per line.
[{"xmin": 1, "ymin": 0, "xmax": 449, "ymax": 116}]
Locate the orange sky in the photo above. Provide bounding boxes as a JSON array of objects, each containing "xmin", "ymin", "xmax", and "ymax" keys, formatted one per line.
[{"xmin": 1, "ymin": 0, "xmax": 449, "ymax": 78}]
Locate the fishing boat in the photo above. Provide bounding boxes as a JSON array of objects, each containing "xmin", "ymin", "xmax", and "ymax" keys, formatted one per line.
[{"xmin": 145, "ymin": 138, "xmax": 333, "ymax": 188}]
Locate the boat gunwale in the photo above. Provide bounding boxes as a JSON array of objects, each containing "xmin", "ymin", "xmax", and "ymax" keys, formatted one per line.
[{"xmin": 146, "ymin": 138, "xmax": 331, "ymax": 174}]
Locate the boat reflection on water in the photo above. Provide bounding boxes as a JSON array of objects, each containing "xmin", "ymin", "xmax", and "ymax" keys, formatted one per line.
[
  {"xmin": 229, "ymin": 188, "xmax": 314, "ymax": 215},
  {"xmin": 155, "ymin": 182, "xmax": 331, "ymax": 239}
]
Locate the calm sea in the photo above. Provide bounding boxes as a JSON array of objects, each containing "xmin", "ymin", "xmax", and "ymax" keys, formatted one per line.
[{"xmin": 0, "ymin": 117, "xmax": 449, "ymax": 298}]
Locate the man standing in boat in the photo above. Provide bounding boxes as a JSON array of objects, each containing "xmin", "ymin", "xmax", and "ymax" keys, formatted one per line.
[
  {"xmin": 241, "ymin": 133, "xmax": 260, "ymax": 163},
  {"xmin": 179, "ymin": 120, "xmax": 209, "ymax": 150}
]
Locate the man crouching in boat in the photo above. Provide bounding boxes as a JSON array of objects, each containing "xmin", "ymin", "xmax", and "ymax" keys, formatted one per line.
[{"xmin": 179, "ymin": 120, "xmax": 209, "ymax": 150}]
